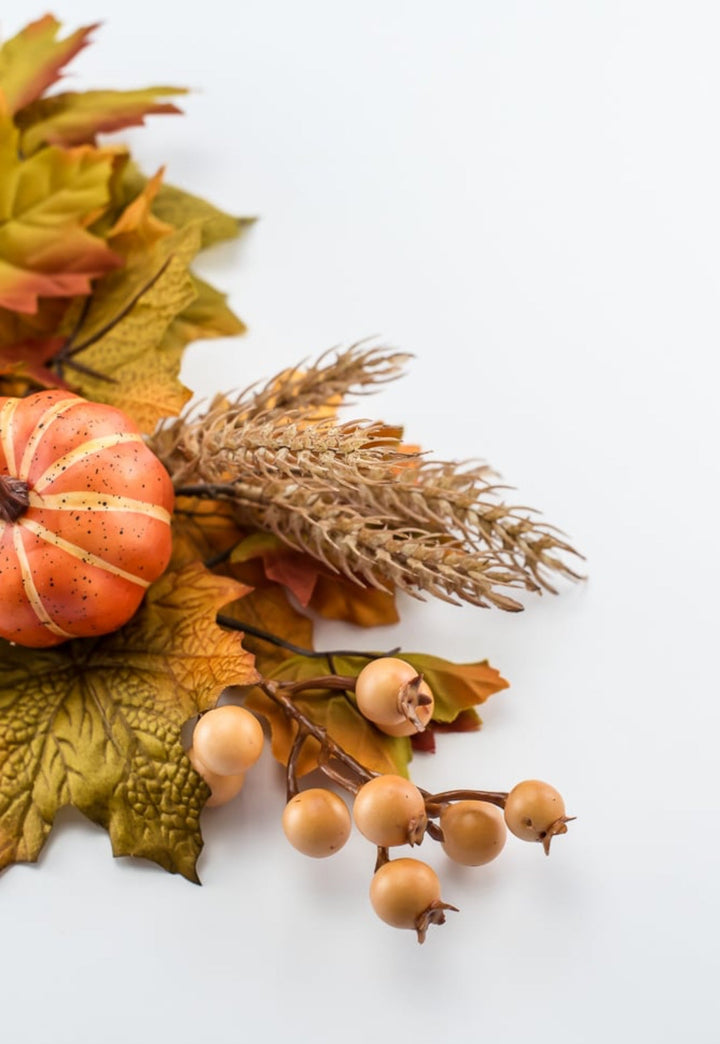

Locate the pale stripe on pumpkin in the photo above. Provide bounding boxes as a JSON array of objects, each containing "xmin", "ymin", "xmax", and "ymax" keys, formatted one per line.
[
  {"xmin": 33, "ymin": 432, "xmax": 145, "ymax": 492},
  {"xmin": 19, "ymin": 517, "xmax": 152, "ymax": 588},
  {"xmin": 19, "ymin": 397, "xmax": 85, "ymax": 481},
  {"xmin": 0, "ymin": 398, "xmax": 20, "ymax": 474},
  {"xmin": 12, "ymin": 525, "xmax": 75, "ymax": 639},
  {"xmin": 28, "ymin": 490, "xmax": 172, "ymax": 523}
]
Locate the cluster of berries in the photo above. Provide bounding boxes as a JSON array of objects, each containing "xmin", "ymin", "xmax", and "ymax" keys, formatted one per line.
[{"xmin": 188, "ymin": 658, "xmax": 572, "ymax": 943}]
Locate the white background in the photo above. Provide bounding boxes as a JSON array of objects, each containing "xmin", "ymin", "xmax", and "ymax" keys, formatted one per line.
[{"xmin": 2, "ymin": 2, "xmax": 719, "ymax": 1041}]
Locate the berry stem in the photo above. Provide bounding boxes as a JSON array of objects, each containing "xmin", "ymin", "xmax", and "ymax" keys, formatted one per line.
[
  {"xmin": 374, "ymin": 846, "xmax": 390, "ymax": 872},
  {"xmin": 259, "ymin": 678, "xmax": 376, "ymax": 795},
  {"xmin": 423, "ymin": 788, "xmax": 509, "ymax": 814},
  {"xmin": 286, "ymin": 728, "xmax": 309, "ymax": 800}
]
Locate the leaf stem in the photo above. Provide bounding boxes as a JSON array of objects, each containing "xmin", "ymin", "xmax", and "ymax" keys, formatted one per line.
[
  {"xmin": 61, "ymin": 357, "xmax": 118, "ymax": 384},
  {"xmin": 66, "ymin": 256, "xmax": 174, "ymax": 357},
  {"xmin": 286, "ymin": 728, "xmax": 309, "ymax": 801}
]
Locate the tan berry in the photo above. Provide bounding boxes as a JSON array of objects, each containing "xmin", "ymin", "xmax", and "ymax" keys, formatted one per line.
[
  {"xmin": 282, "ymin": 788, "xmax": 352, "ymax": 858},
  {"xmin": 440, "ymin": 800, "xmax": 507, "ymax": 866}
]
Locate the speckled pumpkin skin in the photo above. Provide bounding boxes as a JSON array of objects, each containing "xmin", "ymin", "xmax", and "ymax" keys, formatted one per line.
[{"xmin": 0, "ymin": 391, "xmax": 174, "ymax": 647}]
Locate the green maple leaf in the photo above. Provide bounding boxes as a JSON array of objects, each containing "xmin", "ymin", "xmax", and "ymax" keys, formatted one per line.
[
  {"xmin": 0, "ymin": 564, "xmax": 257, "ymax": 881},
  {"xmin": 397, "ymin": 652, "xmax": 509, "ymax": 722},
  {"xmin": 162, "ymin": 274, "xmax": 246, "ymax": 353},
  {"xmin": 122, "ymin": 162, "xmax": 253, "ymax": 249}
]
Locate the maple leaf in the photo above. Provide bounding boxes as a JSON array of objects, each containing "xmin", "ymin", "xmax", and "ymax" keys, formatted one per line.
[
  {"xmin": 0, "ymin": 109, "xmax": 121, "ymax": 314},
  {"xmin": 225, "ymin": 584, "xmax": 316, "ymax": 677},
  {"xmin": 58, "ymin": 224, "xmax": 201, "ymax": 430},
  {"xmin": 17, "ymin": 86, "xmax": 186, "ymax": 154},
  {"xmin": 0, "ymin": 15, "xmax": 96, "ymax": 114},
  {"xmin": 170, "ymin": 495, "xmax": 247, "ymax": 572},
  {"xmin": 0, "ymin": 335, "xmax": 69, "ymax": 389},
  {"xmin": 161, "ymin": 274, "xmax": 246, "ymax": 352},
  {"xmin": 0, "ymin": 565, "xmax": 257, "ymax": 881},
  {"xmin": 309, "ymin": 574, "xmax": 400, "ymax": 627},
  {"xmin": 0, "ymin": 298, "xmax": 70, "ymax": 349},
  {"xmin": 230, "ymin": 531, "xmax": 399, "ymax": 626},
  {"xmin": 107, "ymin": 166, "xmax": 174, "ymax": 254},
  {"xmin": 168, "ymin": 504, "xmax": 318, "ymax": 676},
  {"xmin": 123, "ymin": 162, "xmax": 253, "ymax": 249},
  {"xmin": 410, "ymin": 709, "xmax": 482, "ymax": 755}
]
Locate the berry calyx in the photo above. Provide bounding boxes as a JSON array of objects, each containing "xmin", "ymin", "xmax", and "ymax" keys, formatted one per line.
[
  {"xmin": 369, "ymin": 857, "xmax": 458, "ymax": 943},
  {"xmin": 353, "ymin": 774, "xmax": 427, "ymax": 847},
  {"xmin": 354, "ymin": 657, "xmax": 434, "ymax": 732}
]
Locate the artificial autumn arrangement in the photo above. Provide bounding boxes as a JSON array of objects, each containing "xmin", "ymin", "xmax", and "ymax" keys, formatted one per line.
[{"xmin": 0, "ymin": 15, "xmax": 581, "ymax": 943}]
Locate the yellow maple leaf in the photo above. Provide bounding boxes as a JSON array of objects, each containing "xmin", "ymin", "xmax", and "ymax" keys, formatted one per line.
[
  {"xmin": 0, "ymin": 107, "xmax": 120, "ymax": 314},
  {"xmin": 17, "ymin": 86, "xmax": 186, "ymax": 154},
  {"xmin": 0, "ymin": 14, "xmax": 96, "ymax": 114},
  {"xmin": 162, "ymin": 274, "xmax": 246, "ymax": 352},
  {"xmin": 59, "ymin": 225, "xmax": 202, "ymax": 431},
  {"xmin": 0, "ymin": 564, "xmax": 257, "ymax": 881}
]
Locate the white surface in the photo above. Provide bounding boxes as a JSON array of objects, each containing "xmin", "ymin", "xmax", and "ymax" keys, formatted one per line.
[{"xmin": 2, "ymin": 2, "xmax": 719, "ymax": 1042}]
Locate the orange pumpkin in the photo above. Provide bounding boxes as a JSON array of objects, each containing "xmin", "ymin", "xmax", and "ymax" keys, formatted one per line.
[{"xmin": 0, "ymin": 390, "xmax": 174, "ymax": 648}]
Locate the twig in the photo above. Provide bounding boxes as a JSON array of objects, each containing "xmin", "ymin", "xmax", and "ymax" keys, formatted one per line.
[
  {"xmin": 259, "ymin": 679, "xmax": 376, "ymax": 793},
  {"xmin": 254, "ymin": 674, "xmax": 512, "ymax": 842},
  {"xmin": 216, "ymin": 613, "xmax": 399, "ymax": 661}
]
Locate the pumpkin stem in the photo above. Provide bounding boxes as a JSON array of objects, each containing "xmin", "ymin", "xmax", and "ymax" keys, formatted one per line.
[{"xmin": 0, "ymin": 475, "xmax": 30, "ymax": 523}]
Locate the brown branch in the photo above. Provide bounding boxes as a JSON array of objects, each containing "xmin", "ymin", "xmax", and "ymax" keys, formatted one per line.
[
  {"xmin": 255, "ymin": 674, "xmax": 512, "ymax": 837},
  {"xmin": 216, "ymin": 612, "xmax": 400, "ymax": 661},
  {"xmin": 259, "ymin": 679, "xmax": 376, "ymax": 793}
]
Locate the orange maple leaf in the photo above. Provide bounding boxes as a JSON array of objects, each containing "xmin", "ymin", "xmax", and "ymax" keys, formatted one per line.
[
  {"xmin": 0, "ymin": 335, "xmax": 69, "ymax": 388},
  {"xmin": 108, "ymin": 166, "xmax": 174, "ymax": 253}
]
